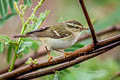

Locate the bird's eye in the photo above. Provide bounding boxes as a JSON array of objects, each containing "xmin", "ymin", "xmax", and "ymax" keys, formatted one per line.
[{"xmin": 76, "ymin": 27, "xmax": 79, "ymax": 29}]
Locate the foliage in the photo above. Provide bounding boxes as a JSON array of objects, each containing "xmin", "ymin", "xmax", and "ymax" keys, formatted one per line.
[
  {"xmin": 0, "ymin": 0, "xmax": 50, "ymax": 72},
  {"xmin": 0, "ymin": 0, "xmax": 32, "ymax": 26},
  {"xmin": 25, "ymin": 57, "xmax": 38, "ymax": 65},
  {"xmin": 64, "ymin": 43, "xmax": 84, "ymax": 52},
  {"xmin": 0, "ymin": 35, "xmax": 10, "ymax": 53}
]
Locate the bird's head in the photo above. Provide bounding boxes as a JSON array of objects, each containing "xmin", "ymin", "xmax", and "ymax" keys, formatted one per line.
[{"xmin": 65, "ymin": 20, "xmax": 88, "ymax": 32}]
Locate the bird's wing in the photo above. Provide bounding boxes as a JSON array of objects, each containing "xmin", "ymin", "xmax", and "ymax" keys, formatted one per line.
[
  {"xmin": 26, "ymin": 27, "xmax": 49, "ymax": 34},
  {"xmin": 14, "ymin": 24, "xmax": 73, "ymax": 39},
  {"xmin": 14, "ymin": 27, "xmax": 51, "ymax": 38},
  {"xmin": 25, "ymin": 26, "xmax": 55, "ymax": 38}
]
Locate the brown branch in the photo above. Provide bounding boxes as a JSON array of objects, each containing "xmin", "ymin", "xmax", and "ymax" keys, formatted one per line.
[
  {"xmin": 79, "ymin": 0, "xmax": 98, "ymax": 45},
  {"xmin": 0, "ymin": 44, "xmax": 94, "ymax": 80},
  {"xmin": 0, "ymin": 34, "xmax": 119, "ymax": 80},
  {"xmin": 16, "ymin": 41, "xmax": 120, "ymax": 80},
  {"xmin": 0, "ymin": 26, "xmax": 119, "ymax": 75}
]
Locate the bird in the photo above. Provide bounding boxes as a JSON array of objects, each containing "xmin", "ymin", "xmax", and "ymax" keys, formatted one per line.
[{"xmin": 14, "ymin": 20, "xmax": 89, "ymax": 61}]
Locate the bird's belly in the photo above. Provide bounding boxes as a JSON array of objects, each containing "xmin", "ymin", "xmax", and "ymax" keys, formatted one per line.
[
  {"xmin": 40, "ymin": 35, "xmax": 75, "ymax": 50},
  {"xmin": 47, "ymin": 38, "xmax": 74, "ymax": 49},
  {"xmin": 40, "ymin": 33, "xmax": 81, "ymax": 50}
]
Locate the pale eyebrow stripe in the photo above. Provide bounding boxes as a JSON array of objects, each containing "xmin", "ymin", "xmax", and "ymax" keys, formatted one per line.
[
  {"xmin": 66, "ymin": 23, "xmax": 74, "ymax": 26},
  {"xmin": 66, "ymin": 23, "xmax": 82, "ymax": 27}
]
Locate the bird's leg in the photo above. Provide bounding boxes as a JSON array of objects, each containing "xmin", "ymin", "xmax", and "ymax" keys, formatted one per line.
[{"xmin": 45, "ymin": 46, "xmax": 53, "ymax": 62}]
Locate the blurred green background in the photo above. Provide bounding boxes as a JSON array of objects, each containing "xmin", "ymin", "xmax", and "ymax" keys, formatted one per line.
[
  {"xmin": 0, "ymin": 0, "xmax": 120, "ymax": 80},
  {"xmin": 44, "ymin": 0, "xmax": 120, "ymax": 80}
]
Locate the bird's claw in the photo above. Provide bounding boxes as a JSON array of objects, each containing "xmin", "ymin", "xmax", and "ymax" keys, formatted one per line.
[
  {"xmin": 64, "ymin": 52, "xmax": 71, "ymax": 58},
  {"xmin": 48, "ymin": 55, "xmax": 53, "ymax": 62}
]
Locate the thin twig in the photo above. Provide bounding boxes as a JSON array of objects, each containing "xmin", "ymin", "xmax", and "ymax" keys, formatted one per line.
[{"xmin": 79, "ymin": 0, "xmax": 98, "ymax": 45}]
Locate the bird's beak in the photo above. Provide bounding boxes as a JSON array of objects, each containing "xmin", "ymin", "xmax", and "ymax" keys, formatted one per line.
[
  {"xmin": 80, "ymin": 27, "xmax": 89, "ymax": 30},
  {"xmin": 82, "ymin": 27, "xmax": 89, "ymax": 30}
]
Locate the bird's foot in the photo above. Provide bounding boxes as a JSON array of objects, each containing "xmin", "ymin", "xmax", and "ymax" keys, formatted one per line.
[
  {"xmin": 48, "ymin": 55, "xmax": 53, "ymax": 62},
  {"xmin": 64, "ymin": 52, "xmax": 72, "ymax": 58}
]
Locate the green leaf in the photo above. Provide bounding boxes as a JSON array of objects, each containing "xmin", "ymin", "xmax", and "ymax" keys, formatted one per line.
[
  {"xmin": 23, "ymin": 38, "xmax": 39, "ymax": 51},
  {"xmin": 17, "ymin": 41, "xmax": 33, "ymax": 54},
  {"xmin": 0, "ymin": 0, "xmax": 31, "ymax": 26},
  {"xmin": 8, "ymin": 0, "xmax": 16, "ymax": 13},
  {"xmin": 64, "ymin": 43, "xmax": 84, "ymax": 52},
  {"xmin": 24, "ymin": 0, "xmax": 28, "ymax": 5},
  {"xmin": 0, "ymin": 35, "xmax": 10, "ymax": 45},
  {"xmin": 23, "ymin": 47, "xmax": 29, "ymax": 54},
  {"xmin": 4, "ymin": 13, "xmax": 17, "ymax": 20},
  {"xmin": 0, "ymin": 42, "xmax": 4, "ymax": 53},
  {"xmin": 27, "ymin": 0, "xmax": 32, "ymax": 6},
  {"xmin": 25, "ymin": 57, "xmax": 33, "ymax": 64},
  {"xmin": 36, "ymin": 10, "xmax": 50, "ymax": 29},
  {"xmin": 16, "ymin": 47, "xmax": 24, "ymax": 54},
  {"xmin": 0, "ymin": 18, "xmax": 6, "ymax": 26},
  {"xmin": 17, "ymin": 38, "xmax": 40, "ymax": 54},
  {"xmin": 7, "ymin": 44, "xmax": 14, "ymax": 63},
  {"xmin": 30, "ymin": 40, "xmax": 39, "ymax": 51},
  {"xmin": 54, "ymin": 72, "xmax": 59, "ymax": 80},
  {"xmin": 31, "ymin": 10, "xmax": 50, "ymax": 31},
  {"xmin": 0, "ymin": 0, "xmax": 5, "ymax": 17},
  {"xmin": 22, "ymin": 41, "xmax": 33, "ymax": 46},
  {"xmin": 64, "ymin": 47, "xmax": 78, "ymax": 52},
  {"xmin": 0, "ymin": 35, "xmax": 10, "ymax": 41},
  {"xmin": 24, "ymin": 0, "xmax": 32, "ymax": 6},
  {"xmin": 73, "ymin": 63, "xmax": 80, "ymax": 68},
  {"xmin": 0, "ymin": 0, "xmax": 8, "ymax": 18},
  {"xmin": 14, "ymin": 0, "xmax": 18, "ymax": 2},
  {"xmin": 71, "ymin": 43, "xmax": 84, "ymax": 48},
  {"xmin": 3, "ymin": 0, "xmax": 8, "ymax": 14},
  {"xmin": 0, "ymin": 13, "xmax": 17, "ymax": 26}
]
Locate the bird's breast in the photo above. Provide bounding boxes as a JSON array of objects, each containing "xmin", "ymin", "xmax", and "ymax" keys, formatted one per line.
[
  {"xmin": 40, "ymin": 32, "xmax": 81, "ymax": 50},
  {"xmin": 47, "ymin": 35, "xmax": 74, "ymax": 50}
]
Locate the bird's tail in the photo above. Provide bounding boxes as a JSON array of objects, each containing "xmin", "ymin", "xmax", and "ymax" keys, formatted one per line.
[{"xmin": 13, "ymin": 34, "xmax": 29, "ymax": 38}]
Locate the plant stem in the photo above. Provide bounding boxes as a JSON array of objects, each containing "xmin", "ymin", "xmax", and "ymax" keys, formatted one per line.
[
  {"xmin": 8, "ymin": 39, "xmax": 22, "ymax": 72},
  {"xmin": 9, "ymin": 2, "xmax": 24, "ymax": 72},
  {"xmin": 79, "ymin": 0, "xmax": 98, "ymax": 45},
  {"xmin": 8, "ymin": 53, "xmax": 17, "ymax": 72},
  {"xmin": 8, "ymin": 0, "xmax": 45, "ymax": 72},
  {"xmin": 23, "ymin": 0, "xmax": 45, "ymax": 31}
]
